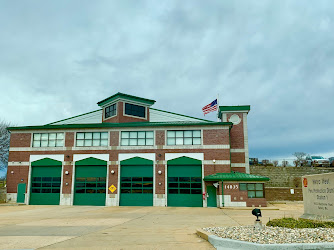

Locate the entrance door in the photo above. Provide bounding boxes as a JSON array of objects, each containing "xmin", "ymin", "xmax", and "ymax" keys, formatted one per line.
[
  {"xmin": 207, "ymin": 186, "xmax": 217, "ymax": 207},
  {"xmin": 120, "ymin": 157, "xmax": 153, "ymax": 206},
  {"xmin": 17, "ymin": 183, "xmax": 26, "ymax": 203},
  {"xmin": 167, "ymin": 157, "xmax": 202, "ymax": 207}
]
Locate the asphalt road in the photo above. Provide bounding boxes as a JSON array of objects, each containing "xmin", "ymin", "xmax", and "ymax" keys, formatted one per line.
[{"xmin": 0, "ymin": 203, "xmax": 304, "ymax": 249}]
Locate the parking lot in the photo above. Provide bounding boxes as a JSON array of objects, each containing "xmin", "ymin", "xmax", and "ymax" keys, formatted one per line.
[{"xmin": 0, "ymin": 204, "xmax": 304, "ymax": 249}]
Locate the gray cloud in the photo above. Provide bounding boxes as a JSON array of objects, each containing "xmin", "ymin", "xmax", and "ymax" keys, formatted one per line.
[{"xmin": 0, "ymin": 0, "xmax": 333, "ymax": 159}]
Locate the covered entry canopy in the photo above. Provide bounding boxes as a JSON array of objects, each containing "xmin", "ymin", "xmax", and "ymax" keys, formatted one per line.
[{"xmin": 204, "ymin": 172, "xmax": 270, "ymax": 182}]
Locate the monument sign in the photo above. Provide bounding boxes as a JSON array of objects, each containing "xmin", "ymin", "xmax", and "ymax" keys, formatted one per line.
[{"xmin": 301, "ymin": 172, "xmax": 334, "ymax": 221}]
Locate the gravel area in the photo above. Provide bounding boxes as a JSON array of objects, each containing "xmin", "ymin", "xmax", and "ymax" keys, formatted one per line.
[{"xmin": 203, "ymin": 226, "xmax": 334, "ymax": 244}]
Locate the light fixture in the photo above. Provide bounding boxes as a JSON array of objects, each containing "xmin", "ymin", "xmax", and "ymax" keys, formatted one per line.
[
  {"xmin": 65, "ymin": 182, "xmax": 69, "ymax": 186},
  {"xmin": 20, "ymin": 179, "xmax": 24, "ymax": 182},
  {"xmin": 159, "ymin": 182, "xmax": 162, "ymax": 185},
  {"xmin": 10, "ymin": 171, "xmax": 14, "ymax": 174},
  {"xmin": 158, "ymin": 170, "xmax": 162, "ymax": 175},
  {"xmin": 65, "ymin": 171, "xmax": 69, "ymax": 175},
  {"xmin": 213, "ymin": 159, "xmax": 216, "ymax": 163},
  {"xmin": 111, "ymin": 170, "xmax": 115, "ymax": 174}
]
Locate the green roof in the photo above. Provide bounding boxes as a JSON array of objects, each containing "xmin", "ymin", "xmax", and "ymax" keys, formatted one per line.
[
  {"xmin": 218, "ymin": 105, "xmax": 250, "ymax": 119},
  {"xmin": 97, "ymin": 92, "xmax": 156, "ymax": 107},
  {"xmin": 219, "ymin": 105, "xmax": 251, "ymax": 112},
  {"xmin": 8, "ymin": 121, "xmax": 233, "ymax": 131},
  {"xmin": 150, "ymin": 108, "xmax": 212, "ymax": 122},
  {"xmin": 204, "ymin": 172, "xmax": 269, "ymax": 182}
]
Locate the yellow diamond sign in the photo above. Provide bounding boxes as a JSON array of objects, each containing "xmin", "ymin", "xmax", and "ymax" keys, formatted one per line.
[{"xmin": 109, "ymin": 184, "xmax": 117, "ymax": 193}]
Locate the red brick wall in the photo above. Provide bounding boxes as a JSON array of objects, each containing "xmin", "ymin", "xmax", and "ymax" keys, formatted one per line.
[
  {"xmin": 231, "ymin": 152, "xmax": 245, "ymax": 163},
  {"xmin": 227, "ymin": 113, "xmax": 244, "ymax": 149},
  {"xmin": 62, "ymin": 165, "xmax": 73, "ymax": 194},
  {"xmin": 108, "ymin": 165, "xmax": 118, "ymax": 194},
  {"xmin": 155, "ymin": 130, "xmax": 165, "ymax": 145},
  {"xmin": 65, "ymin": 132, "xmax": 74, "ymax": 147},
  {"xmin": 231, "ymin": 167, "xmax": 246, "ymax": 173},
  {"xmin": 110, "ymin": 131, "xmax": 119, "ymax": 146},
  {"xmin": 265, "ymin": 187, "xmax": 303, "ymax": 201},
  {"xmin": 155, "ymin": 164, "xmax": 165, "ymax": 194},
  {"xmin": 203, "ymin": 150, "xmax": 230, "ymax": 161},
  {"xmin": 6, "ymin": 166, "xmax": 29, "ymax": 193},
  {"xmin": 203, "ymin": 129, "xmax": 229, "ymax": 145},
  {"xmin": 204, "ymin": 164, "xmax": 230, "ymax": 176},
  {"xmin": 9, "ymin": 133, "xmax": 31, "ymax": 147},
  {"xmin": 103, "ymin": 101, "xmax": 150, "ymax": 123},
  {"xmin": 223, "ymin": 182, "xmax": 267, "ymax": 207}
]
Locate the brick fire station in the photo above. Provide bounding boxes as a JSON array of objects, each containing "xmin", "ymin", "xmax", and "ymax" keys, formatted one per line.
[{"xmin": 7, "ymin": 93, "xmax": 269, "ymax": 207}]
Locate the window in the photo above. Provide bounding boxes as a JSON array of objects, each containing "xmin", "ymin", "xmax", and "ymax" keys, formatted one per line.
[
  {"xmin": 105, "ymin": 104, "xmax": 117, "ymax": 119},
  {"xmin": 121, "ymin": 131, "xmax": 154, "ymax": 146},
  {"xmin": 167, "ymin": 130, "xmax": 201, "ymax": 145},
  {"xmin": 76, "ymin": 132, "xmax": 108, "ymax": 147},
  {"xmin": 121, "ymin": 177, "xmax": 153, "ymax": 194},
  {"xmin": 124, "ymin": 103, "xmax": 146, "ymax": 118},
  {"xmin": 31, "ymin": 177, "xmax": 61, "ymax": 193},
  {"xmin": 32, "ymin": 133, "xmax": 64, "ymax": 147},
  {"xmin": 168, "ymin": 177, "xmax": 202, "ymax": 194},
  {"xmin": 75, "ymin": 177, "xmax": 106, "ymax": 194},
  {"xmin": 240, "ymin": 183, "xmax": 264, "ymax": 198}
]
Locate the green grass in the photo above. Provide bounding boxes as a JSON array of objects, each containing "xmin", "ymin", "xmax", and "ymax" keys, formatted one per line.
[{"xmin": 266, "ymin": 217, "xmax": 334, "ymax": 228}]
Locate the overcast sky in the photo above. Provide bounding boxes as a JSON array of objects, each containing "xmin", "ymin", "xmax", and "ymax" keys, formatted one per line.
[{"xmin": 0, "ymin": 1, "xmax": 333, "ymax": 161}]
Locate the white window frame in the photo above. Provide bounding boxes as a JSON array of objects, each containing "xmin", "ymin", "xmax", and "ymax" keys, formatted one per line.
[
  {"xmin": 75, "ymin": 132, "xmax": 109, "ymax": 147},
  {"xmin": 120, "ymin": 131, "xmax": 154, "ymax": 146},
  {"xmin": 166, "ymin": 130, "xmax": 202, "ymax": 146},
  {"xmin": 32, "ymin": 132, "xmax": 65, "ymax": 147}
]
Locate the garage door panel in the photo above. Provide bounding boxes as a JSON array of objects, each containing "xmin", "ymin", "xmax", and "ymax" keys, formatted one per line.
[
  {"xmin": 120, "ymin": 161, "xmax": 153, "ymax": 206},
  {"xmin": 74, "ymin": 165, "xmax": 107, "ymax": 206},
  {"xmin": 167, "ymin": 164, "xmax": 202, "ymax": 207},
  {"xmin": 30, "ymin": 166, "xmax": 62, "ymax": 205}
]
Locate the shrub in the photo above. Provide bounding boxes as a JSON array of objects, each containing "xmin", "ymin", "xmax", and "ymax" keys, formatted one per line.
[{"xmin": 266, "ymin": 217, "xmax": 334, "ymax": 228}]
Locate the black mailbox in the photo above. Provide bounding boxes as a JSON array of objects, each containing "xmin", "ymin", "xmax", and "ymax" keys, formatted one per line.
[{"xmin": 252, "ymin": 208, "xmax": 262, "ymax": 221}]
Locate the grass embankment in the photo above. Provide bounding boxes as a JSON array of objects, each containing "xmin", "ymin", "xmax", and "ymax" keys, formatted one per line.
[{"xmin": 267, "ymin": 218, "xmax": 334, "ymax": 228}]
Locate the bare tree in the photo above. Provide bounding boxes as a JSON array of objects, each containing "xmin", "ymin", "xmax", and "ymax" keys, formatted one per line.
[
  {"xmin": 293, "ymin": 152, "xmax": 307, "ymax": 167},
  {"xmin": 273, "ymin": 160, "xmax": 279, "ymax": 167},
  {"xmin": 282, "ymin": 160, "xmax": 289, "ymax": 167},
  {"xmin": 0, "ymin": 120, "xmax": 11, "ymax": 171}
]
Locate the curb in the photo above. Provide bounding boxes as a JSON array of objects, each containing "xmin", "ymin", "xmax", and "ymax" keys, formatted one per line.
[
  {"xmin": 196, "ymin": 229, "xmax": 334, "ymax": 249},
  {"xmin": 196, "ymin": 229, "xmax": 212, "ymax": 241},
  {"xmin": 220, "ymin": 207, "xmax": 279, "ymax": 210}
]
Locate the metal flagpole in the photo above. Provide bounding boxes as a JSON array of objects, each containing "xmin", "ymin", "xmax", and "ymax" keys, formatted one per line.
[{"xmin": 217, "ymin": 94, "xmax": 220, "ymax": 122}]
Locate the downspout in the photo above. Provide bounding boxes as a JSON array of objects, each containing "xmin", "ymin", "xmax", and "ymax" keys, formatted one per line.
[
  {"xmin": 229, "ymin": 126, "xmax": 232, "ymax": 172},
  {"xmin": 221, "ymin": 180, "xmax": 224, "ymax": 207}
]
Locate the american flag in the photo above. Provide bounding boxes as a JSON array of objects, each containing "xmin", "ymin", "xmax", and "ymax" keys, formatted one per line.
[{"xmin": 202, "ymin": 99, "xmax": 218, "ymax": 115}]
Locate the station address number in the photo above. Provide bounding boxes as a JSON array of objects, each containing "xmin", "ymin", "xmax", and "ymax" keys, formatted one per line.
[{"xmin": 224, "ymin": 184, "xmax": 239, "ymax": 190}]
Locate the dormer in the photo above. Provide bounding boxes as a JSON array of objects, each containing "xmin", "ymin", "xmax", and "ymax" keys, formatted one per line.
[{"xmin": 97, "ymin": 93, "xmax": 156, "ymax": 123}]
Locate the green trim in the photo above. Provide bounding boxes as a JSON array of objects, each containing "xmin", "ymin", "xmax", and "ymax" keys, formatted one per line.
[
  {"xmin": 75, "ymin": 157, "xmax": 107, "ymax": 166},
  {"xmin": 31, "ymin": 158, "xmax": 62, "ymax": 167},
  {"xmin": 8, "ymin": 121, "xmax": 233, "ymax": 131},
  {"xmin": 150, "ymin": 108, "xmax": 213, "ymax": 122},
  {"xmin": 218, "ymin": 105, "xmax": 251, "ymax": 119},
  {"xmin": 47, "ymin": 109, "xmax": 101, "ymax": 125},
  {"xmin": 97, "ymin": 92, "xmax": 156, "ymax": 107},
  {"xmin": 219, "ymin": 105, "xmax": 251, "ymax": 112},
  {"xmin": 167, "ymin": 156, "xmax": 202, "ymax": 166},
  {"xmin": 204, "ymin": 172, "xmax": 270, "ymax": 182},
  {"xmin": 120, "ymin": 157, "xmax": 153, "ymax": 166}
]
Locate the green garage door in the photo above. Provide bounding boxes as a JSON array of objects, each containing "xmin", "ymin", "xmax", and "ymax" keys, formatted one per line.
[
  {"xmin": 167, "ymin": 157, "xmax": 202, "ymax": 207},
  {"xmin": 120, "ymin": 157, "xmax": 153, "ymax": 206},
  {"xmin": 74, "ymin": 157, "xmax": 107, "ymax": 206},
  {"xmin": 30, "ymin": 158, "xmax": 62, "ymax": 205}
]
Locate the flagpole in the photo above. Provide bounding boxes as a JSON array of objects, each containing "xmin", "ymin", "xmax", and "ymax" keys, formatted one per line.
[{"xmin": 217, "ymin": 94, "xmax": 220, "ymax": 122}]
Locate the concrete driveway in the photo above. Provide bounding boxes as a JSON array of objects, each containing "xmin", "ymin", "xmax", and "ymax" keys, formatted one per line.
[{"xmin": 0, "ymin": 204, "xmax": 304, "ymax": 249}]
